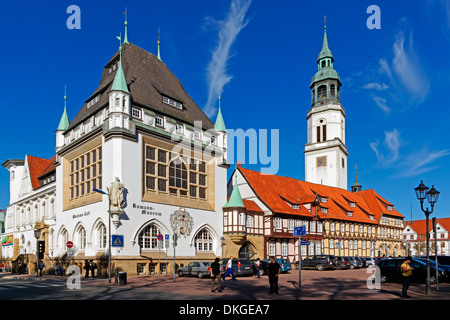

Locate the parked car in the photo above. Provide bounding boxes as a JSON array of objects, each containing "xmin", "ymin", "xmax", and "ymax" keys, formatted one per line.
[
  {"xmin": 301, "ymin": 255, "xmax": 337, "ymax": 271},
  {"xmin": 347, "ymin": 256, "xmax": 362, "ymax": 269},
  {"xmin": 334, "ymin": 256, "xmax": 351, "ymax": 270},
  {"xmin": 430, "ymin": 256, "xmax": 450, "ymax": 267},
  {"xmin": 219, "ymin": 258, "xmax": 253, "ymax": 277},
  {"xmin": 275, "ymin": 258, "xmax": 292, "ymax": 273},
  {"xmin": 362, "ymin": 257, "xmax": 378, "ymax": 267},
  {"xmin": 251, "ymin": 259, "xmax": 269, "ymax": 276},
  {"xmin": 415, "ymin": 257, "xmax": 450, "ymax": 279},
  {"xmin": 178, "ymin": 261, "xmax": 212, "ymax": 278},
  {"xmin": 378, "ymin": 258, "xmax": 448, "ymax": 284}
]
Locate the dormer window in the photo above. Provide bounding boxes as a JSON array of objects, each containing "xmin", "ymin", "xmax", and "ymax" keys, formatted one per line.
[
  {"xmin": 349, "ymin": 202, "xmax": 356, "ymax": 207},
  {"xmin": 163, "ymin": 96, "xmax": 183, "ymax": 110},
  {"xmin": 194, "ymin": 130, "xmax": 201, "ymax": 141},
  {"xmin": 176, "ymin": 124, "xmax": 184, "ymax": 134},
  {"xmin": 87, "ymin": 95, "xmax": 100, "ymax": 109},
  {"xmin": 132, "ymin": 108, "xmax": 142, "ymax": 119},
  {"xmin": 155, "ymin": 116, "xmax": 164, "ymax": 127},
  {"xmin": 387, "ymin": 205, "xmax": 393, "ymax": 211},
  {"xmin": 321, "ymin": 207, "xmax": 328, "ymax": 214},
  {"xmin": 320, "ymin": 197, "xmax": 327, "ymax": 203},
  {"xmin": 347, "ymin": 211, "xmax": 353, "ymax": 217}
]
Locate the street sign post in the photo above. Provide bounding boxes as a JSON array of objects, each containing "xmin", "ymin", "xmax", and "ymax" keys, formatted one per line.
[
  {"xmin": 165, "ymin": 234, "xmax": 169, "ymax": 276},
  {"xmin": 157, "ymin": 233, "xmax": 163, "ymax": 276},
  {"xmin": 173, "ymin": 233, "xmax": 178, "ymax": 281},
  {"xmin": 294, "ymin": 226, "xmax": 306, "ymax": 292}
]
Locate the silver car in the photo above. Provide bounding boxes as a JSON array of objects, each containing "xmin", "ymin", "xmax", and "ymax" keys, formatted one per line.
[
  {"xmin": 177, "ymin": 261, "xmax": 212, "ymax": 278},
  {"xmin": 363, "ymin": 257, "xmax": 377, "ymax": 267},
  {"xmin": 347, "ymin": 256, "xmax": 362, "ymax": 269}
]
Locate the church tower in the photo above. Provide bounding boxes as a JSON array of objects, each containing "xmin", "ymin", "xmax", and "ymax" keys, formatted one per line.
[{"xmin": 304, "ymin": 22, "xmax": 348, "ymax": 189}]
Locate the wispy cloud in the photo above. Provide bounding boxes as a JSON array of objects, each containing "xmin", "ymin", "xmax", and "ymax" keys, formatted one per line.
[
  {"xmin": 370, "ymin": 129, "xmax": 401, "ymax": 167},
  {"xmin": 203, "ymin": 0, "xmax": 252, "ymax": 118},
  {"xmin": 362, "ymin": 82, "xmax": 389, "ymax": 91},
  {"xmin": 370, "ymin": 130, "xmax": 450, "ymax": 177},
  {"xmin": 395, "ymin": 149, "xmax": 450, "ymax": 178},
  {"xmin": 372, "ymin": 96, "xmax": 390, "ymax": 114},
  {"xmin": 379, "ymin": 30, "xmax": 430, "ymax": 104}
]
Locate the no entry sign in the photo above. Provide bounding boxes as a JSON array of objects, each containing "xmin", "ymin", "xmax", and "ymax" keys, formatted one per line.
[{"xmin": 66, "ymin": 241, "xmax": 74, "ymax": 248}]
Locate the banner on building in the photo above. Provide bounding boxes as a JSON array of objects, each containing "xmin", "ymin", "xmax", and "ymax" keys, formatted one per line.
[{"xmin": 1, "ymin": 234, "xmax": 13, "ymax": 246}]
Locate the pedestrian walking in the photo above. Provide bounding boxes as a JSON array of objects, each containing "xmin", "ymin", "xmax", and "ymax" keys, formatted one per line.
[
  {"xmin": 90, "ymin": 260, "xmax": 97, "ymax": 278},
  {"xmin": 38, "ymin": 261, "xmax": 45, "ymax": 277},
  {"xmin": 222, "ymin": 256, "xmax": 236, "ymax": 281},
  {"xmin": 267, "ymin": 256, "xmax": 281, "ymax": 294},
  {"xmin": 255, "ymin": 258, "xmax": 261, "ymax": 278},
  {"xmin": 83, "ymin": 260, "xmax": 90, "ymax": 279},
  {"xmin": 210, "ymin": 258, "xmax": 222, "ymax": 292},
  {"xmin": 400, "ymin": 256, "xmax": 414, "ymax": 298}
]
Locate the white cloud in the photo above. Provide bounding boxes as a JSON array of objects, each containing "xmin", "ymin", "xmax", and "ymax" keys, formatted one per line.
[
  {"xmin": 379, "ymin": 30, "xmax": 429, "ymax": 104},
  {"xmin": 203, "ymin": 0, "xmax": 252, "ymax": 118},
  {"xmin": 363, "ymin": 82, "xmax": 389, "ymax": 91},
  {"xmin": 372, "ymin": 96, "xmax": 390, "ymax": 113},
  {"xmin": 395, "ymin": 149, "xmax": 450, "ymax": 177},
  {"xmin": 370, "ymin": 129, "xmax": 401, "ymax": 167}
]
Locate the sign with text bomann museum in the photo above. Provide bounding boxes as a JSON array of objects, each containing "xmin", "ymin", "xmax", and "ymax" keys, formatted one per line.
[{"xmin": 133, "ymin": 203, "xmax": 162, "ymax": 216}]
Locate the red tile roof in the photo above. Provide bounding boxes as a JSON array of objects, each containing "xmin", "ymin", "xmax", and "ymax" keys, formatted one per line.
[
  {"xmin": 405, "ymin": 218, "xmax": 450, "ymax": 235},
  {"xmin": 237, "ymin": 166, "xmax": 403, "ymax": 224},
  {"xmin": 27, "ymin": 155, "xmax": 54, "ymax": 190},
  {"xmin": 37, "ymin": 155, "xmax": 56, "ymax": 179}
]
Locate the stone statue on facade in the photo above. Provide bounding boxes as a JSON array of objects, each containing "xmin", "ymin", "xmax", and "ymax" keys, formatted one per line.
[{"xmin": 107, "ymin": 177, "xmax": 125, "ymax": 228}]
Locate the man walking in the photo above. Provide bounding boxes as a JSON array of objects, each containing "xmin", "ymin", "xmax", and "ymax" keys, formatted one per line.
[
  {"xmin": 222, "ymin": 256, "xmax": 236, "ymax": 280},
  {"xmin": 255, "ymin": 258, "xmax": 261, "ymax": 278},
  {"xmin": 268, "ymin": 256, "xmax": 281, "ymax": 294},
  {"xmin": 210, "ymin": 258, "xmax": 222, "ymax": 292},
  {"xmin": 401, "ymin": 256, "xmax": 414, "ymax": 298}
]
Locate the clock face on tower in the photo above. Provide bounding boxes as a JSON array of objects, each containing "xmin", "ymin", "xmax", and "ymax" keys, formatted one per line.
[{"xmin": 316, "ymin": 156, "xmax": 327, "ymax": 167}]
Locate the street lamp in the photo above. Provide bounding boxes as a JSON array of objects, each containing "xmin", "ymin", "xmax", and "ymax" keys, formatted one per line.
[
  {"xmin": 93, "ymin": 188, "xmax": 112, "ymax": 283},
  {"xmin": 34, "ymin": 229, "xmax": 41, "ymax": 277},
  {"xmin": 414, "ymin": 180, "xmax": 440, "ymax": 295}
]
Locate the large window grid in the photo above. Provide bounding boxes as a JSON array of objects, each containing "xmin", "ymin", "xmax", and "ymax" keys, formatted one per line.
[
  {"xmin": 145, "ymin": 144, "xmax": 207, "ymax": 200},
  {"xmin": 70, "ymin": 146, "xmax": 102, "ymax": 200},
  {"xmin": 195, "ymin": 229, "xmax": 213, "ymax": 251},
  {"xmin": 139, "ymin": 224, "xmax": 164, "ymax": 250}
]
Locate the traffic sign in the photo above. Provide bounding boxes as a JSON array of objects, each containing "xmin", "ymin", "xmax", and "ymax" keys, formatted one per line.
[
  {"xmin": 157, "ymin": 234, "xmax": 163, "ymax": 241},
  {"xmin": 112, "ymin": 235, "xmax": 124, "ymax": 247},
  {"xmin": 300, "ymin": 240, "xmax": 310, "ymax": 246},
  {"xmin": 165, "ymin": 234, "xmax": 170, "ymax": 249},
  {"xmin": 294, "ymin": 226, "xmax": 306, "ymax": 236},
  {"xmin": 66, "ymin": 241, "xmax": 74, "ymax": 248}
]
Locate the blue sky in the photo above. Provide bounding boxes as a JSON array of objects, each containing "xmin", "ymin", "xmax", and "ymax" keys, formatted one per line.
[{"xmin": 0, "ymin": 0, "xmax": 449, "ymax": 221}]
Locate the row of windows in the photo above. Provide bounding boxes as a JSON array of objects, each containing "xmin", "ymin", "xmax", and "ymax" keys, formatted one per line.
[
  {"xmin": 58, "ymin": 224, "xmax": 107, "ymax": 251},
  {"xmin": 144, "ymin": 145, "xmax": 207, "ymax": 200},
  {"xmin": 138, "ymin": 224, "xmax": 213, "ymax": 251},
  {"xmin": 69, "ymin": 147, "xmax": 102, "ymax": 200}
]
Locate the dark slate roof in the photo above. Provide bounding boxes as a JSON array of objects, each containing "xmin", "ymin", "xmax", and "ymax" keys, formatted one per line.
[{"xmin": 67, "ymin": 42, "xmax": 214, "ymax": 131}]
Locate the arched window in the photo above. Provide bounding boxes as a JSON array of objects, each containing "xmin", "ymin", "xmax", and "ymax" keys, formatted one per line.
[
  {"xmin": 321, "ymin": 60, "xmax": 326, "ymax": 68},
  {"xmin": 50, "ymin": 199, "xmax": 55, "ymax": 218},
  {"xmin": 330, "ymin": 84, "xmax": 336, "ymax": 97},
  {"xmin": 139, "ymin": 224, "xmax": 164, "ymax": 250},
  {"xmin": 169, "ymin": 158, "xmax": 187, "ymax": 196},
  {"xmin": 317, "ymin": 85, "xmax": 327, "ymax": 99},
  {"xmin": 60, "ymin": 228, "xmax": 69, "ymax": 249},
  {"xmin": 195, "ymin": 229, "xmax": 213, "ymax": 251},
  {"xmin": 98, "ymin": 223, "xmax": 107, "ymax": 249},
  {"xmin": 41, "ymin": 202, "xmax": 46, "ymax": 220},
  {"xmin": 78, "ymin": 226, "xmax": 86, "ymax": 251},
  {"xmin": 34, "ymin": 204, "xmax": 39, "ymax": 222}
]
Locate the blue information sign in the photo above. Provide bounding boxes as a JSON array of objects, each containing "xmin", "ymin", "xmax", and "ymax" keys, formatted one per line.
[{"xmin": 294, "ymin": 226, "xmax": 306, "ymax": 236}]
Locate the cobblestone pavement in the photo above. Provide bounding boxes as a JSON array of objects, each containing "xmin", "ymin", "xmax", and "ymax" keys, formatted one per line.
[{"xmin": 3, "ymin": 268, "xmax": 449, "ymax": 300}]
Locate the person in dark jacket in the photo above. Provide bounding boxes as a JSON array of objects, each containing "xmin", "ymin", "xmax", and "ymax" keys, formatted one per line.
[
  {"xmin": 267, "ymin": 256, "xmax": 281, "ymax": 294},
  {"xmin": 210, "ymin": 258, "xmax": 222, "ymax": 292},
  {"xmin": 90, "ymin": 260, "xmax": 97, "ymax": 278},
  {"xmin": 83, "ymin": 260, "xmax": 90, "ymax": 279}
]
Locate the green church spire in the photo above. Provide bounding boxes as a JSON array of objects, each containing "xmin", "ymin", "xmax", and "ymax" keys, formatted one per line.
[
  {"xmin": 317, "ymin": 16, "xmax": 333, "ymax": 64},
  {"xmin": 214, "ymin": 91, "xmax": 227, "ymax": 132},
  {"xmin": 111, "ymin": 34, "xmax": 130, "ymax": 94},
  {"xmin": 223, "ymin": 172, "xmax": 245, "ymax": 209},
  {"xmin": 123, "ymin": 8, "xmax": 129, "ymax": 45},
  {"xmin": 157, "ymin": 28, "xmax": 162, "ymax": 61},
  {"xmin": 57, "ymin": 86, "xmax": 70, "ymax": 131}
]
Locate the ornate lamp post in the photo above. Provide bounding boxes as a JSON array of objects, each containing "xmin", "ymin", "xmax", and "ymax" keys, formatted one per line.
[{"xmin": 414, "ymin": 180, "xmax": 440, "ymax": 295}]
